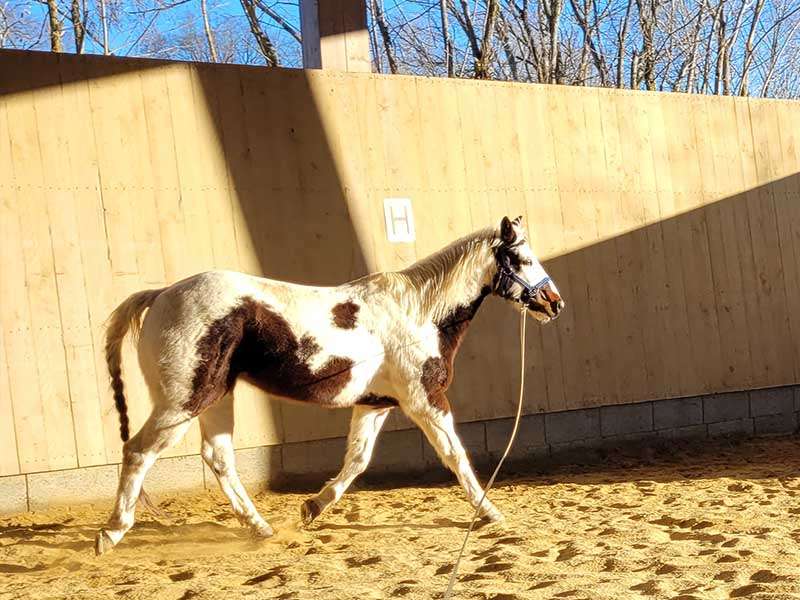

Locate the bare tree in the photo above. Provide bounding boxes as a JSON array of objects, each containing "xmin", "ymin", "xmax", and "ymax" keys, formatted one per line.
[
  {"xmin": 44, "ymin": 0, "xmax": 62, "ymax": 51},
  {"xmin": 371, "ymin": 0, "xmax": 397, "ymax": 73},
  {"xmin": 239, "ymin": 0, "xmax": 278, "ymax": 66},
  {"xmin": 199, "ymin": 0, "xmax": 217, "ymax": 61}
]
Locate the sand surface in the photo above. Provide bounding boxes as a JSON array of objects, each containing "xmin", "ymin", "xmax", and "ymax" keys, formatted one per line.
[{"xmin": 1, "ymin": 436, "xmax": 799, "ymax": 600}]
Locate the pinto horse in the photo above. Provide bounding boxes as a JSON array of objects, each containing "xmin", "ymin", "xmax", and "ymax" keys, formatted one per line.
[{"xmin": 95, "ymin": 216, "xmax": 564, "ymax": 554}]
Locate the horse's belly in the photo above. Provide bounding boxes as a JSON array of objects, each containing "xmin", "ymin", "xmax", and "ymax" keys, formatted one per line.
[
  {"xmin": 235, "ymin": 322, "xmax": 384, "ymax": 408},
  {"xmin": 240, "ymin": 354, "xmax": 380, "ymax": 407}
]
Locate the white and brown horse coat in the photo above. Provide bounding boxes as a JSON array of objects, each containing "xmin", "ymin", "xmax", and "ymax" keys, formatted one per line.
[{"xmin": 95, "ymin": 217, "xmax": 563, "ymax": 554}]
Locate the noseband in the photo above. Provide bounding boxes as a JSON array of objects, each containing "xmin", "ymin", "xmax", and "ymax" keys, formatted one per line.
[{"xmin": 492, "ymin": 251, "xmax": 551, "ymax": 306}]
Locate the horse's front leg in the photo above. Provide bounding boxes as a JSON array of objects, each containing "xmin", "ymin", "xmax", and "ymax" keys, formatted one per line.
[
  {"xmin": 405, "ymin": 394, "xmax": 504, "ymax": 523},
  {"xmin": 301, "ymin": 405, "xmax": 391, "ymax": 525}
]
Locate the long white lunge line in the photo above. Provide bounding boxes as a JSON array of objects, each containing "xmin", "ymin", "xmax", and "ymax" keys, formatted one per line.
[{"xmin": 443, "ymin": 307, "xmax": 528, "ymax": 599}]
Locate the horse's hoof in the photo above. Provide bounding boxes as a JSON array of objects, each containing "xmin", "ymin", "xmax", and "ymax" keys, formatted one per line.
[
  {"xmin": 479, "ymin": 506, "xmax": 505, "ymax": 524},
  {"xmin": 300, "ymin": 498, "xmax": 321, "ymax": 526},
  {"xmin": 251, "ymin": 522, "xmax": 274, "ymax": 538},
  {"xmin": 94, "ymin": 530, "xmax": 115, "ymax": 556}
]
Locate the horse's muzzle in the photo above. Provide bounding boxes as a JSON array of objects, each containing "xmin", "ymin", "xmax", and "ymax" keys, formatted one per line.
[{"xmin": 529, "ymin": 286, "xmax": 564, "ymax": 321}]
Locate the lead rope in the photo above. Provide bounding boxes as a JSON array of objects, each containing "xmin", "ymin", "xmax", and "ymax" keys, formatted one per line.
[{"xmin": 443, "ymin": 306, "xmax": 528, "ymax": 599}]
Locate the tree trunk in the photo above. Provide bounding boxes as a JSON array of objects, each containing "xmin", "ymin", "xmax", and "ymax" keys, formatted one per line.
[
  {"xmin": 474, "ymin": 0, "xmax": 499, "ymax": 78},
  {"xmin": 99, "ymin": 0, "xmax": 110, "ymax": 54},
  {"xmin": 240, "ymin": 0, "xmax": 279, "ymax": 66},
  {"xmin": 739, "ymin": 0, "xmax": 765, "ymax": 95},
  {"xmin": 495, "ymin": 9, "xmax": 518, "ymax": 80},
  {"xmin": 568, "ymin": 0, "xmax": 607, "ymax": 85},
  {"xmin": 371, "ymin": 0, "xmax": 397, "ymax": 74},
  {"xmin": 616, "ymin": 0, "xmax": 633, "ymax": 87},
  {"xmin": 200, "ymin": 0, "xmax": 218, "ymax": 62},
  {"xmin": 47, "ymin": 0, "xmax": 62, "ymax": 52},
  {"xmin": 685, "ymin": 0, "xmax": 707, "ymax": 92},
  {"xmin": 70, "ymin": 0, "xmax": 84, "ymax": 53},
  {"xmin": 440, "ymin": 0, "xmax": 453, "ymax": 77},
  {"xmin": 543, "ymin": 0, "xmax": 564, "ymax": 83},
  {"xmin": 635, "ymin": 0, "xmax": 656, "ymax": 91}
]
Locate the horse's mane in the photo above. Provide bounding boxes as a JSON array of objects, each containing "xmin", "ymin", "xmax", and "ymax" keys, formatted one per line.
[{"xmin": 378, "ymin": 226, "xmax": 500, "ymax": 323}]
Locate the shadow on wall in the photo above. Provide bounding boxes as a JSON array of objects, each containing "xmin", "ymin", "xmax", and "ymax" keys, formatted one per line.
[
  {"xmin": 0, "ymin": 49, "xmax": 371, "ymax": 460},
  {"xmin": 193, "ymin": 65, "xmax": 371, "ymax": 445},
  {"xmin": 456, "ymin": 171, "xmax": 799, "ymax": 423}
]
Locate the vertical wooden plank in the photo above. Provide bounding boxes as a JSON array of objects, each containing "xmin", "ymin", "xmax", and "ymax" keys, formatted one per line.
[
  {"xmin": 210, "ymin": 64, "xmax": 262, "ymax": 278},
  {"xmin": 493, "ymin": 82, "xmax": 548, "ymax": 416},
  {"xmin": 517, "ymin": 84, "xmax": 566, "ymax": 413},
  {"xmin": 730, "ymin": 99, "xmax": 772, "ymax": 389},
  {"xmin": 189, "ymin": 64, "xmax": 240, "ymax": 272},
  {"xmin": 34, "ymin": 55, "xmax": 107, "ymax": 467},
  {"xmin": 303, "ymin": 70, "xmax": 371, "ymax": 283},
  {"xmin": 660, "ymin": 94, "xmax": 721, "ymax": 395},
  {"xmin": 0, "ymin": 328, "xmax": 21, "ymax": 475},
  {"xmin": 374, "ymin": 74, "xmax": 418, "ymax": 270},
  {"xmin": 703, "ymin": 98, "xmax": 753, "ymax": 390},
  {"xmin": 455, "ymin": 79, "xmax": 493, "ymax": 233},
  {"xmin": 549, "ymin": 85, "xmax": 605, "ymax": 410},
  {"xmin": 0, "ymin": 176, "xmax": 45, "ymax": 472},
  {"xmin": 0, "ymin": 95, "xmax": 23, "ymax": 474},
  {"xmin": 747, "ymin": 98, "xmax": 794, "ymax": 385},
  {"xmin": 58, "ymin": 56, "xmax": 118, "ymax": 464},
  {"xmin": 85, "ymin": 59, "xmax": 154, "ymax": 461},
  {"xmin": 646, "ymin": 94, "xmax": 699, "ymax": 399},
  {"xmin": 4, "ymin": 54, "xmax": 78, "ymax": 471},
  {"xmin": 748, "ymin": 99, "xmax": 796, "ymax": 384},
  {"xmin": 686, "ymin": 96, "xmax": 726, "ymax": 393},
  {"xmin": 772, "ymin": 100, "xmax": 800, "ymax": 378},
  {"xmin": 324, "ymin": 71, "xmax": 379, "ymax": 272},
  {"xmin": 139, "ymin": 65, "xmax": 191, "ymax": 283}
]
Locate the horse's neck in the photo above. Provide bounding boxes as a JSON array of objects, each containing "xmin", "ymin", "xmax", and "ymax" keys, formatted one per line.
[{"xmin": 402, "ymin": 235, "xmax": 496, "ymax": 325}]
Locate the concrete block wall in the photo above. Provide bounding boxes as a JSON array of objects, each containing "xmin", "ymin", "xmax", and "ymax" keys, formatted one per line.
[{"xmin": 1, "ymin": 385, "xmax": 798, "ymax": 515}]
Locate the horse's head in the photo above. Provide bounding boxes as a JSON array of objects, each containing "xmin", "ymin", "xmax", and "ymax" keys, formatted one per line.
[{"xmin": 492, "ymin": 216, "xmax": 564, "ymax": 323}]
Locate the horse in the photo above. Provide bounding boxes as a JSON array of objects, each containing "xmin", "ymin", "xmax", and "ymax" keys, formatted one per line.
[{"xmin": 94, "ymin": 215, "xmax": 564, "ymax": 554}]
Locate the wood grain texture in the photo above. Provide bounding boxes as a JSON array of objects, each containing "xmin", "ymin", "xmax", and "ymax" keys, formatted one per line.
[{"xmin": 0, "ymin": 50, "xmax": 798, "ymax": 476}]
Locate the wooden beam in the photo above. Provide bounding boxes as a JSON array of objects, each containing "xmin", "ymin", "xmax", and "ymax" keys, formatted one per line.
[{"xmin": 300, "ymin": 0, "xmax": 370, "ymax": 72}]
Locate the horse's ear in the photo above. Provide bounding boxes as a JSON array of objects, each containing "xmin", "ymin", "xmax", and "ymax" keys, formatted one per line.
[{"xmin": 500, "ymin": 216, "xmax": 517, "ymax": 244}]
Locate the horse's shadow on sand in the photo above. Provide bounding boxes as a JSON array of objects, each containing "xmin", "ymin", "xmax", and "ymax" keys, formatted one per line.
[
  {"xmin": 0, "ymin": 518, "xmax": 249, "ymax": 559},
  {"xmin": 312, "ymin": 516, "xmax": 477, "ymax": 533}
]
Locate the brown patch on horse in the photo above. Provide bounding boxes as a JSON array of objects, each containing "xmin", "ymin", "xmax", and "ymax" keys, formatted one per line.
[
  {"xmin": 185, "ymin": 297, "xmax": 354, "ymax": 416},
  {"xmin": 331, "ymin": 301, "xmax": 360, "ymax": 329},
  {"xmin": 421, "ymin": 357, "xmax": 448, "ymax": 399},
  {"xmin": 355, "ymin": 393, "xmax": 399, "ymax": 409},
  {"xmin": 428, "ymin": 392, "xmax": 451, "ymax": 413},
  {"xmin": 419, "ymin": 287, "xmax": 490, "ymax": 410}
]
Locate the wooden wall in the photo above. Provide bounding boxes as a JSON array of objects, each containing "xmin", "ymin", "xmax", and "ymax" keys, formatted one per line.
[{"xmin": 1, "ymin": 50, "xmax": 798, "ymax": 477}]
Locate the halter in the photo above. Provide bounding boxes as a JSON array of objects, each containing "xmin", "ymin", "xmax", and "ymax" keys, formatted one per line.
[{"xmin": 493, "ymin": 249, "xmax": 551, "ymax": 306}]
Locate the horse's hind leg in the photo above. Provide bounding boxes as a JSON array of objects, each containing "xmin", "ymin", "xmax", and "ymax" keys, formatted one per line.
[
  {"xmin": 199, "ymin": 393, "xmax": 272, "ymax": 537},
  {"xmin": 301, "ymin": 406, "xmax": 390, "ymax": 525},
  {"xmin": 95, "ymin": 408, "xmax": 193, "ymax": 554}
]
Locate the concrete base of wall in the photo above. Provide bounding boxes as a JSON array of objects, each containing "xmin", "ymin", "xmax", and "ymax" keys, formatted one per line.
[{"xmin": 2, "ymin": 385, "xmax": 798, "ymax": 515}]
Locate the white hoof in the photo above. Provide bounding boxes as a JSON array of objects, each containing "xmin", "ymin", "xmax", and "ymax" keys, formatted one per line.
[
  {"xmin": 94, "ymin": 529, "xmax": 116, "ymax": 556},
  {"xmin": 251, "ymin": 521, "xmax": 274, "ymax": 538},
  {"xmin": 479, "ymin": 505, "xmax": 505, "ymax": 524}
]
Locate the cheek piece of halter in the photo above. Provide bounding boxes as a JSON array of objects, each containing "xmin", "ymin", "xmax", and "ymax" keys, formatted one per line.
[{"xmin": 492, "ymin": 250, "xmax": 551, "ymax": 307}]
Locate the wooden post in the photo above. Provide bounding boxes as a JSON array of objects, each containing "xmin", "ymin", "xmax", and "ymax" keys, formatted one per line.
[{"xmin": 300, "ymin": 0, "xmax": 371, "ymax": 72}]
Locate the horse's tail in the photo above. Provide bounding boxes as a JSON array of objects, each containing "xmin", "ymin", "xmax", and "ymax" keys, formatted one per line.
[{"xmin": 105, "ymin": 288, "xmax": 164, "ymax": 443}]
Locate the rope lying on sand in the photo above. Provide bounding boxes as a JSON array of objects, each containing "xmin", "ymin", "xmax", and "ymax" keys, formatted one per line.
[{"xmin": 443, "ymin": 307, "xmax": 528, "ymax": 599}]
